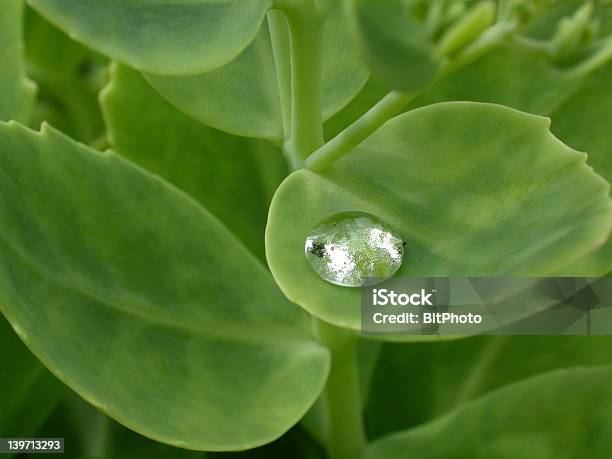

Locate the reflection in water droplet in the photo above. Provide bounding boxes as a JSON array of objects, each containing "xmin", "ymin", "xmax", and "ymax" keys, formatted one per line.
[{"xmin": 304, "ymin": 212, "xmax": 404, "ymax": 287}]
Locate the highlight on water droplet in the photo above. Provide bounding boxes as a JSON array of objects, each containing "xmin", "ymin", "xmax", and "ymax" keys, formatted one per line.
[{"xmin": 304, "ymin": 212, "xmax": 404, "ymax": 287}]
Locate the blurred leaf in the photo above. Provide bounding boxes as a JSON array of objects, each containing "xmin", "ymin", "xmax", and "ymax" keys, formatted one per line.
[
  {"xmin": 0, "ymin": 0, "xmax": 36, "ymax": 123},
  {"xmin": 0, "ymin": 121, "xmax": 329, "ymax": 450},
  {"xmin": 35, "ymin": 390, "xmax": 325, "ymax": 459},
  {"xmin": 357, "ymin": 339, "xmax": 383, "ymax": 402},
  {"xmin": 103, "ymin": 421, "xmax": 206, "ymax": 459},
  {"xmin": 32, "ymin": 394, "xmax": 107, "ymax": 459},
  {"xmin": 101, "ymin": 63, "xmax": 287, "ymax": 261},
  {"xmin": 366, "ymin": 335, "xmax": 612, "ymax": 438},
  {"xmin": 267, "ymin": 102, "xmax": 612, "ymax": 332},
  {"xmin": 32, "ymin": 391, "xmax": 204, "ymax": 459},
  {"xmin": 24, "ymin": 6, "xmax": 107, "ymax": 143},
  {"xmin": 27, "ymin": 0, "xmax": 272, "ymax": 75},
  {"xmin": 351, "ymin": 0, "xmax": 439, "ymax": 91},
  {"xmin": 208, "ymin": 426, "xmax": 323, "ymax": 459},
  {"xmin": 0, "ymin": 315, "xmax": 63, "ymax": 441},
  {"xmin": 145, "ymin": 4, "xmax": 368, "ymax": 142},
  {"xmin": 364, "ymin": 366, "xmax": 612, "ymax": 458}
]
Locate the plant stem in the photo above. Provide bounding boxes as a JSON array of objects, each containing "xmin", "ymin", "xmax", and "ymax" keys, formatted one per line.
[
  {"xmin": 282, "ymin": 4, "xmax": 326, "ymax": 168},
  {"xmin": 305, "ymin": 90, "xmax": 419, "ymax": 171},
  {"xmin": 510, "ymin": 34, "xmax": 551, "ymax": 56},
  {"xmin": 315, "ymin": 319, "xmax": 366, "ymax": 459},
  {"xmin": 89, "ymin": 133, "xmax": 109, "ymax": 151},
  {"xmin": 305, "ymin": 18, "xmax": 517, "ymax": 173},
  {"xmin": 267, "ymin": 10, "xmax": 292, "ymax": 139},
  {"xmin": 566, "ymin": 37, "xmax": 612, "ymax": 78},
  {"xmin": 271, "ymin": 5, "xmax": 366, "ymax": 456}
]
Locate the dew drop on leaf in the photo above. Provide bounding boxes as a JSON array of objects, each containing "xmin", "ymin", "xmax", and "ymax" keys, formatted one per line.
[{"xmin": 304, "ymin": 212, "xmax": 404, "ymax": 287}]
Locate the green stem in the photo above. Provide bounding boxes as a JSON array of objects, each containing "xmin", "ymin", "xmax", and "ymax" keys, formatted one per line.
[
  {"xmin": 510, "ymin": 34, "xmax": 551, "ymax": 56},
  {"xmin": 305, "ymin": 90, "xmax": 419, "ymax": 172},
  {"xmin": 89, "ymin": 414, "xmax": 111, "ymax": 458},
  {"xmin": 566, "ymin": 37, "xmax": 612, "ymax": 77},
  {"xmin": 305, "ymin": 18, "xmax": 517, "ymax": 173},
  {"xmin": 267, "ymin": 10, "xmax": 292, "ymax": 139},
  {"xmin": 282, "ymin": 3, "xmax": 326, "ymax": 168},
  {"xmin": 315, "ymin": 319, "xmax": 366, "ymax": 459},
  {"xmin": 89, "ymin": 133, "xmax": 109, "ymax": 151},
  {"xmin": 497, "ymin": 0, "xmax": 511, "ymax": 22}
]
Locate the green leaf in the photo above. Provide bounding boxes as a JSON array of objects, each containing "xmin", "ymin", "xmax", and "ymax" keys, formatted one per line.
[
  {"xmin": 24, "ymin": 6, "xmax": 107, "ymax": 143},
  {"xmin": 207, "ymin": 426, "xmax": 324, "ymax": 459},
  {"xmin": 40, "ymin": 389, "xmax": 323, "ymax": 459},
  {"xmin": 0, "ymin": 0, "xmax": 36, "ymax": 123},
  {"xmin": 145, "ymin": 5, "xmax": 369, "ymax": 142},
  {"xmin": 27, "ymin": 0, "xmax": 272, "ymax": 75},
  {"xmin": 35, "ymin": 392, "xmax": 205, "ymax": 459},
  {"xmin": 103, "ymin": 420, "xmax": 206, "ymax": 459},
  {"xmin": 144, "ymin": 23, "xmax": 283, "ymax": 143},
  {"xmin": 101, "ymin": 63, "xmax": 287, "ymax": 261},
  {"xmin": 364, "ymin": 366, "xmax": 612, "ymax": 459},
  {"xmin": 411, "ymin": 45, "xmax": 579, "ymax": 115},
  {"xmin": 351, "ymin": 0, "xmax": 439, "ymax": 91},
  {"xmin": 409, "ymin": 50, "xmax": 612, "ymax": 275},
  {"xmin": 0, "ymin": 121, "xmax": 329, "ymax": 450},
  {"xmin": 408, "ymin": 2, "xmax": 612, "ymax": 274},
  {"xmin": 321, "ymin": 1, "xmax": 371, "ymax": 120},
  {"xmin": 0, "ymin": 315, "xmax": 63, "ymax": 439},
  {"xmin": 366, "ymin": 335, "xmax": 612, "ymax": 439},
  {"xmin": 547, "ymin": 61, "xmax": 612, "ymax": 275},
  {"xmin": 266, "ymin": 102, "xmax": 612, "ymax": 332}
]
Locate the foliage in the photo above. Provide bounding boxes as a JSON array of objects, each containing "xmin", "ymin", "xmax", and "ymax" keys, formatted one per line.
[{"xmin": 1, "ymin": 1, "xmax": 611, "ymax": 458}]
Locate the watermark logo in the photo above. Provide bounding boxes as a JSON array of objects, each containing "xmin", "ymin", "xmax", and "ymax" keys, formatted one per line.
[
  {"xmin": 372, "ymin": 288, "xmax": 434, "ymax": 306},
  {"xmin": 361, "ymin": 277, "xmax": 612, "ymax": 336}
]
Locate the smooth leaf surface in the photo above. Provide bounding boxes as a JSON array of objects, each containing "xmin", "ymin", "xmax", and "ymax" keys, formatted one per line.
[
  {"xmin": 266, "ymin": 102, "xmax": 612, "ymax": 331},
  {"xmin": 366, "ymin": 335, "xmax": 612, "ymax": 439},
  {"xmin": 25, "ymin": 7, "xmax": 107, "ymax": 143},
  {"xmin": 0, "ymin": 121, "xmax": 329, "ymax": 450},
  {"xmin": 0, "ymin": 7, "xmax": 64, "ymax": 434},
  {"xmin": 0, "ymin": 5, "xmax": 66, "ymax": 427},
  {"xmin": 0, "ymin": 0, "xmax": 36, "ymax": 123},
  {"xmin": 101, "ymin": 63, "xmax": 287, "ymax": 261},
  {"xmin": 410, "ymin": 52, "xmax": 612, "ymax": 275},
  {"xmin": 27, "ymin": 0, "xmax": 272, "ymax": 76},
  {"xmin": 364, "ymin": 366, "xmax": 612, "ymax": 459},
  {"xmin": 408, "ymin": 1, "xmax": 612, "ymax": 275},
  {"xmin": 351, "ymin": 0, "xmax": 439, "ymax": 91},
  {"xmin": 145, "ymin": 4, "xmax": 368, "ymax": 142},
  {"xmin": 320, "ymin": 1, "xmax": 370, "ymax": 120},
  {"xmin": 548, "ymin": 61, "xmax": 612, "ymax": 275},
  {"xmin": 145, "ymin": 24, "xmax": 283, "ymax": 143}
]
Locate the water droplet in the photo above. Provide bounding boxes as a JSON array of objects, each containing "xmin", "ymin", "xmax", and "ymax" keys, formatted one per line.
[{"xmin": 305, "ymin": 212, "xmax": 404, "ymax": 287}]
